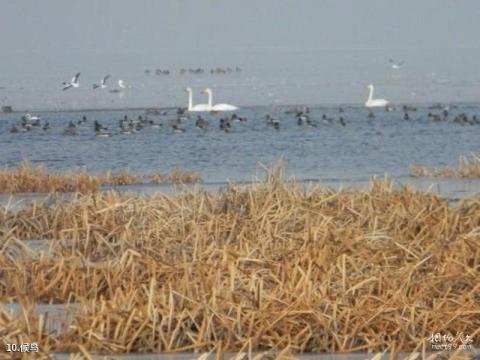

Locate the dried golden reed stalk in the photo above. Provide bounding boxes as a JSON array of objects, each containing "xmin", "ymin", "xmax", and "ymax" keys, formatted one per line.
[
  {"xmin": 0, "ymin": 162, "xmax": 202, "ymax": 193},
  {"xmin": 411, "ymin": 153, "xmax": 480, "ymax": 178},
  {"xmin": 0, "ymin": 166, "xmax": 479, "ymax": 355}
]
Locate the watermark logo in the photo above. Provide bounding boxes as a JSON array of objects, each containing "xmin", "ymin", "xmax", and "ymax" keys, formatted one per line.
[{"xmin": 427, "ymin": 332, "xmax": 474, "ymax": 351}]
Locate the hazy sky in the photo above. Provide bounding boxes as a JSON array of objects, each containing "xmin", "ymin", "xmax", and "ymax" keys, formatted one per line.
[
  {"xmin": 2, "ymin": 0, "xmax": 479, "ymax": 53},
  {"xmin": 1, "ymin": 1, "xmax": 480, "ymax": 108}
]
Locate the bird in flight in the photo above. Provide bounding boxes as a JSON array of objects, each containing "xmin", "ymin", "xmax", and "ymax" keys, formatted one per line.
[
  {"xmin": 389, "ymin": 59, "xmax": 405, "ymax": 70},
  {"xmin": 110, "ymin": 80, "xmax": 128, "ymax": 93},
  {"xmin": 93, "ymin": 75, "xmax": 110, "ymax": 89},
  {"xmin": 62, "ymin": 72, "xmax": 81, "ymax": 90}
]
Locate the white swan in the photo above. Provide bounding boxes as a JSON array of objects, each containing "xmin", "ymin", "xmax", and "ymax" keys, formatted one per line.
[
  {"xmin": 185, "ymin": 87, "xmax": 210, "ymax": 112},
  {"xmin": 202, "ymin": 88, "xmax": 238, "ymax": 111},
  {"xmin": 365, "ymin": 84, "xmax": 389, "ymax": 108},
  {"xmin": 24, "ymin": 113, "xmax": 40, "ymax": 121}
]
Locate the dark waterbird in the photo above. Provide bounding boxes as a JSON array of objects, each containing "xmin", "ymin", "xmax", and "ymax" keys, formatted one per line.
[
  {"xmin": 172, "ymin": 123, "xmax": 185, "ymax": 133},
  {"xmin": 195, "ymin": 115, "xmax": 209, "ymax": 129}
]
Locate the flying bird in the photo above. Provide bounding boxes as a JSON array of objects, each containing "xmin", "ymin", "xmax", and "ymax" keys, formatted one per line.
[
  {"xmin": 389, "ymin": 59, "xmax": 405, "ymax": 70},
  {"xmin": 93, "ymin": 75, "xmax": 110, "ymax": 89},
  {"xmin": 62, "ymin": 72, "xmax": 80, "ymax": 91},
  {"xmin": 109, "ymin": 80, "xmax": 128, "ymax": 93}
]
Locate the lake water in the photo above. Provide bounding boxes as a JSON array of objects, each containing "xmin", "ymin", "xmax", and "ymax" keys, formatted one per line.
[
  {"xmin": 1, "ymin": 104, "xmax": 480, "ymax": 189},
  {"xmin": 1, "ymin": 104, "xmax": 480, "ymax": 190}
]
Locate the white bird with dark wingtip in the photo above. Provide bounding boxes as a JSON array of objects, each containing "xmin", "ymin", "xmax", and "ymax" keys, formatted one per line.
[
  {"xmin": 109, "ymin": 80, "xmax": 129, "ymax": 93},
  {"xmin": 389, "ymin": 59, "xmax": 404, "ymax": 70},
  {"xmin": 62, "ymin": 72, "xmax": 80, "ymax": 91},
  {"xmin": 93, "ymin": 75, "xmax": 110, "ymax": 89}
]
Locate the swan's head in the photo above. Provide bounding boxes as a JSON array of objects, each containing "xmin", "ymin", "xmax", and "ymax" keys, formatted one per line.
[
  {"xmin": 368, "ymin": 84, "xmax": 374, "ymax": 89},
  {"xmin": 202, "ymin": 88, "xmax": 212, "ymax": 94},
  {"xmin": 184, "ymin": 87, "xmax": 192, "ymax": 92}
]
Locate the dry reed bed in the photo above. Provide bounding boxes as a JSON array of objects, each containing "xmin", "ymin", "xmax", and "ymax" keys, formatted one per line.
[
  {"xmin": 1, "ymin": 174, "xmax": 479, "ymax": 355},
  {"xmin": 411, "ymin": 153, "xmax": 480, "ymax": 178},
  {"xmin": 0, "ymin": 163, "xmax": 202, "ymax": 193}
]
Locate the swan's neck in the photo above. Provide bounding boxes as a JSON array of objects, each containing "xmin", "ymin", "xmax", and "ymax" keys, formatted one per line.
[
  {"xmin": 207, "ymin": 91, "xmax": 213, "ymax": 108},
  {"xmin": 368, "ymin": 86, "xmax": 374, "ymax": 102},
  {"xmin": 187, "ymin": 90, "xmax": 193, "ymax": 111}
]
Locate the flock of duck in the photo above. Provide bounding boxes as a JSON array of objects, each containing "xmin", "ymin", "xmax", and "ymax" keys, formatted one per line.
[
  {"xmin": 7, "ymin": 106, "xmax": 323, "ymax": 136},
  {"xmin": 8, "ymin": 99, "xmax": 478, "ymax": 138},
  {"xmin": 145, "ymin": 67, "xmax": 242, "ymax": 76}
]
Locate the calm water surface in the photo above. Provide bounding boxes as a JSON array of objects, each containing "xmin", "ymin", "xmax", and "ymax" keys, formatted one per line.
[{"xmin": 1, "ymin": 104, "xmax": 480, "ymax": 197}]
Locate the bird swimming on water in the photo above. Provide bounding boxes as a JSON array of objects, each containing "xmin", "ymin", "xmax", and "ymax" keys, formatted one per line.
[
  {"xmin": 365, "ymin": 84, "xmax": 389, "ymax": 108},
  {"xmin": 195, "ymin": 115, "xmax": 209, "ymax": 129}
]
